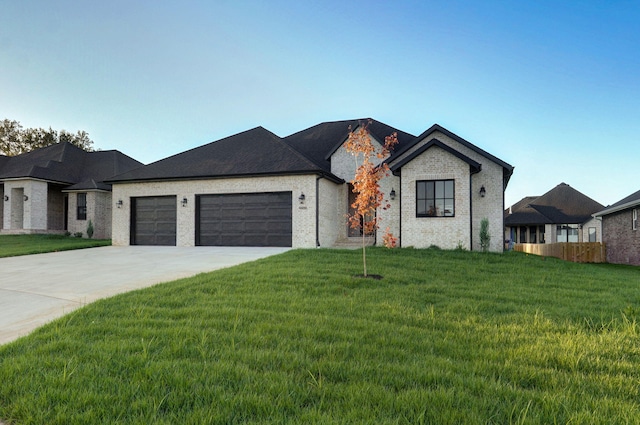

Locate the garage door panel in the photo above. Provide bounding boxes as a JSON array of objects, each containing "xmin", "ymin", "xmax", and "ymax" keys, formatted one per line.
[
  {"xmin": 133, "ymin": 196, "xmax": 177, "ymax": 246},
  {"xmin": 197, "ymin": 192, "xmax": 292, "ymax": 247}
]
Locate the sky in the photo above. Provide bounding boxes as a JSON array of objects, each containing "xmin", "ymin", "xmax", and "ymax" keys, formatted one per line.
[{"xmin": 1, "ymin": 0, "xmax": 638, "ymax": 208}]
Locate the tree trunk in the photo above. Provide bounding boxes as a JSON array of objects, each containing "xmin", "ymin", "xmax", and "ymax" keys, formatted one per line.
[{"xmin": 362, "ymin": 221, "xmax": 367, "ymax": 277}]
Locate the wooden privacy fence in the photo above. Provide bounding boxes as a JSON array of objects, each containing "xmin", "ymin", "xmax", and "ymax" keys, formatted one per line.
[{"xmin": 514, "ymin": 242, "xmax": 606, "ymax": 263}]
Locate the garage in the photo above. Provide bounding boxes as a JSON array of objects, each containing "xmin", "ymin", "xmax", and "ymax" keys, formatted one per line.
[
  {"xmin": 197, "ymin": 192, "xmax": 292, "ymax": 247},
  {"xmin": 131, "ymin": 196, "xmax": 177, "ymax": 246}
]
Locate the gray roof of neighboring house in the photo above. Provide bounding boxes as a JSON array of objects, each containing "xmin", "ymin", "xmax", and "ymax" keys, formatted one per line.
[
  {"xmin": 593, "ymin": 189, "xmax": 640, "ymax": 217},
  {"xmin": 0, "ymin": 142, "xmax": 143, "ymax": 190},
  {"xmin": 505, "ymin": 183, "xmax": 604, "ymax": 226},
  {"xmin": 108, "ymin": 119, "xmax": 514, "ymax": 187}
]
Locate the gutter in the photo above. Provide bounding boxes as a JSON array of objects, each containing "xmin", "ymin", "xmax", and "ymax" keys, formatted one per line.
[{"xmin": 593, "ymin": 200, "xmax": 640, "ymax": 217}]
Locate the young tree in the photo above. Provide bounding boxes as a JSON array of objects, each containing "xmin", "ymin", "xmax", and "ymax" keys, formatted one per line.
[
  {"xmin": 0, "ymin": 119, "xmax": 94, "ymax": 156},
  {"xmin": 345, "ymin": 121, "xmax": 398, "ymax": 277},
  {"xmin": 480, "ymin": 217, "xmax": 491, "ymax": 252}
]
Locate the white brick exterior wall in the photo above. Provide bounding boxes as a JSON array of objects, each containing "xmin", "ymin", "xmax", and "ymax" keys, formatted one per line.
[
  {"xmin": 399, "ymin": 147, "xmax": 471, "ymax": 249},
  {"xmin": 317, "ymin": 177, "xmax": 342, "ymax": 247},
  {"xmin": 376, "ymin": 174, "xmax": 401, "ymax": 245},
  {"xmin": 330, "ymin": 131, "xmax": 384, "ymax": 181},
  {"xmin": 2, "ymin": 179, "xmax": 48, "ymax": 231},
  {"xmin": 67, "ymin": 191, "xmax": 112, "ymax": 239},
  {"xmin": 112, "ymin": 175, "xmax": 318, "ymax": 247},
  {"xmin": 389, "ymin": 131, "xmax": 506, "ymax": 251}
]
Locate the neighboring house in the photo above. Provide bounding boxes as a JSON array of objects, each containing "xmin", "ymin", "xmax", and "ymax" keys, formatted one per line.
[
  {"xmin": 593, "ymin": 189, "xmax": 640, "ymax": 266},
  {"xmin": 505, "ymin": 183, "xmax": 604, "ymax": 246},
  {"xmin": 0, "ymin": 142, "xmax": 143, "ymax": 239},
  {"xmin": 107, "ymin": 119, "xmax": 514, "ymax": 251}
]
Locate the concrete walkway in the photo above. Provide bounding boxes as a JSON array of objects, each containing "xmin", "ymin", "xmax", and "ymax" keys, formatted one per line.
[{"xmin": 0, "ymin": 246, "xmax": 289, "ymax": 345}]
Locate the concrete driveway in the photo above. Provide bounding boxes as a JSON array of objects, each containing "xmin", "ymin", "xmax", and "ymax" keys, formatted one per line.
[{"xmin": 0, "ymin": 246, "xmax": 289, "ymax": 345}]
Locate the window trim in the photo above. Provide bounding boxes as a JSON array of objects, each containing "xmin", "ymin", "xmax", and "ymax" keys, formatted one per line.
[
  {"xmin": 77, "ymin": 193, "xmax": 87, "ymax": 221},
  {"xmin": 633, "ymin": 208, "xmax": 638, "ymax": 231},
  {"xmin": 416, "ymin": 179, "xmax": 455, "ymax": 218}
]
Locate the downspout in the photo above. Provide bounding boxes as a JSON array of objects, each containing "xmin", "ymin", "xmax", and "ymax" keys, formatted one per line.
[
  {"xmin": 316, "ymin": 175, "xmax": 321, "ymax": 247},
  {"xmin": 469, "ymin": 172, "xmax": 473, "ymax": 251},
  {"xmin": 398, "ymin": 173, "xmax": 402, "ymax": 247}
]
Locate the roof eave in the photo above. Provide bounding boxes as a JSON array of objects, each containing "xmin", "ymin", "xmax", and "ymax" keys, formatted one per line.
[
  {"xmin": 593, "ymin": 200, "xmax": 640, "ymax": 217},
  {"xmin": 107, "ymin": 170, "xmax": 345, "ymax": 185}
]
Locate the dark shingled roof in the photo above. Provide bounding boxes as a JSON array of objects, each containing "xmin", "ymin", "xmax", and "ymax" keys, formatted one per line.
[
  {"xmin": 283, "ymin": 118, "xmax": 416, "ymax": 173},
  {"xmin": 107, "ymin": 119, "xmax": 514, "ymax": 188},
  {"xmin": 0, "ymin": 142, "xmax": 143, "ymax": 190},
  {"xmin": 506, "ymin": 183, "xmax": 604, "ymax": 226},
  {"xmin": 107, "ymin": 127, "xmax": 339, "ymax": 183},
  {"xmin": 593, "ymin": 189, "xmax": 640, "ymax": 217}
]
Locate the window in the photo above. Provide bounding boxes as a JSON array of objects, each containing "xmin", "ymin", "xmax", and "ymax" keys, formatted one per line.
[
  {"xmin": 556, "ymin": 224, "xmax": 579, "ymax": 242},
  {"xmin": 77, "ymin": 193, "xmax": 87, "ymax": 220},
  {"xmin": 416, "ymin": 180, "xmax": 454, "ymax": 217},
  {"xmin": 634, "ymin": 209, "xmax": 638, "ymax": 231},
  {"xmin": 529, "ymin": 226, "xmax": 537, "ymax": 244},
  {"xmin": 588, "ymin": 227, "xmax": 596, "ymax": 242},
  {"xmin": 539, "ymin": 226, "xmax": 545, "ymax": 244},
  {"xmin": 519, "ymin": 226, "xmax": 527, "ymax": 243}
]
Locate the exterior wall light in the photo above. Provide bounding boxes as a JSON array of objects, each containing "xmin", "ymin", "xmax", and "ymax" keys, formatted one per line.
[
  {"xmin": 23, "ymin": 195, "xmax": 28, "ymax": 201},
  {"xmin": 3, "ymin": 195, "xmax": 7, "ymax": 201},
  {"xmin": 479, "ymin": 186, "xmax": 486, "ymax": 198},
  {"xmin": 298, "ymin": 193, "xmax": 305, "ymax": 204},
  {"xmin": 390, "ymin": 188, "xmax": 396, "ymax": 200},
  {"xmin": 182, "ymin": 197, "xmax": 188, "ymax": 207},
  {"xmin": 116, "ymin": 199, "xmax": 123, "ymax": 208}
]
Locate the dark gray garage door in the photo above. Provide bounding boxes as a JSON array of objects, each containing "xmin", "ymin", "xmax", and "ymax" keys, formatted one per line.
[
  {"xmin": 131, "ymin": 196, "xmax": 177, "ymax": 246},
  {"xmin": 197, "ymin": 192, "xmax": 292, "ymax": 247}
]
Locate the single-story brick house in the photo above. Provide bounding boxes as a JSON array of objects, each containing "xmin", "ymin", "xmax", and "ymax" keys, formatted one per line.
[
  {"xmin": 593, "ymin": 189, "xmax": 640, "ymax": 265},
  {"xmin": 0, "ymin": 142, "xmax": 142, "ymax": 238},
  {"xmin": 505, "ymin": 183, "xmax": 604, "ymax": 247},
  {"xmin": 107, "ymin": 119, "xmax": 514, "ymax": 251}
]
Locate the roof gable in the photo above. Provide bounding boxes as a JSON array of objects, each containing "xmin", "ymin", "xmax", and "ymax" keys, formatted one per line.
[
  {"xmin": 283, "ymin": 119, "xmax": 415, "ymax": 172},
  {"xmin": 389, "ymin": 138, "xmax": 482, "ymax": 175},
  {"xmin": 391, "ymin": 124, "xmax": 514, "ymax": 184}
]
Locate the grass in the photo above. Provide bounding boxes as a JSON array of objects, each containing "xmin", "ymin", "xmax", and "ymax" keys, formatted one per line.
[
  {"xmin": 1, "ymin": 248, "xmax": 639, "ymax": 424},
  {"xmin": 0, "ymin": 234, "xmax": 111, "ymax": 258}
]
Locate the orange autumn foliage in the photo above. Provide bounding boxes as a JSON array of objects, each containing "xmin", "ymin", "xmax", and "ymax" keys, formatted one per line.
[{"xmin": 345, "ymin": 121, "xmax": 398, "ymax": 275}]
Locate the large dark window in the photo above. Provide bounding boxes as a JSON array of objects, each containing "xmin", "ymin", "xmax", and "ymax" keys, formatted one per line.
[
  {"xmin": 416, "ymin": 180, "xmax": 454, "ymax": 217},
  {"xmin": 77, "ymin": 193, "xmax": 87, "ymax": 220}
]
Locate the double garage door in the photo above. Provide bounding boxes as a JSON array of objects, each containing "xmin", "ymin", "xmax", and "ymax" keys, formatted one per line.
[{"xmin": 132, "ymin": 192, "xmax": 292, "ymax": 247}]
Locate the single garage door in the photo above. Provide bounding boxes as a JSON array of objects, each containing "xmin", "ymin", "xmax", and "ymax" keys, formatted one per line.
[
  {"xmin": 197, "ymin": 192, "xmax": 292, "ymax": 247},
  {"xmin": 131, "ymin": 196, "xmax": 177, "ymax": 246}
]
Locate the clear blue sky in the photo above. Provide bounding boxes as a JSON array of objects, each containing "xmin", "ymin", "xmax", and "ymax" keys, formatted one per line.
[{"xmin": 1, "ymin": 0, "xmax": 638, "ymax": 207}]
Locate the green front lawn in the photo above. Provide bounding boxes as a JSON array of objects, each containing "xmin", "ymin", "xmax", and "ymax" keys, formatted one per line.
[
  {"xmin": 1, "ymin": 248, "xmax": 639, "ymax": 424},
  {"xmin": 0, "ymin": 234, "xmax": 111, "ymax": 258}
]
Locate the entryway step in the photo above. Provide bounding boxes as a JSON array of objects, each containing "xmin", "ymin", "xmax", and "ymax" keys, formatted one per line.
[{"xmin": 332, "ymin": 236, "xmax": 375, "ymax": 249}]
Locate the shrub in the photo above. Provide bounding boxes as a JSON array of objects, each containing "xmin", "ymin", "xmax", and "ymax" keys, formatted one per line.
[
  {"xmin": 87, "ymin": 220, "xmax": 94, "ymax": 239},
  {"xmin": 480, "ymin": 218, "xmax": 491, "ymax": 252}
]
